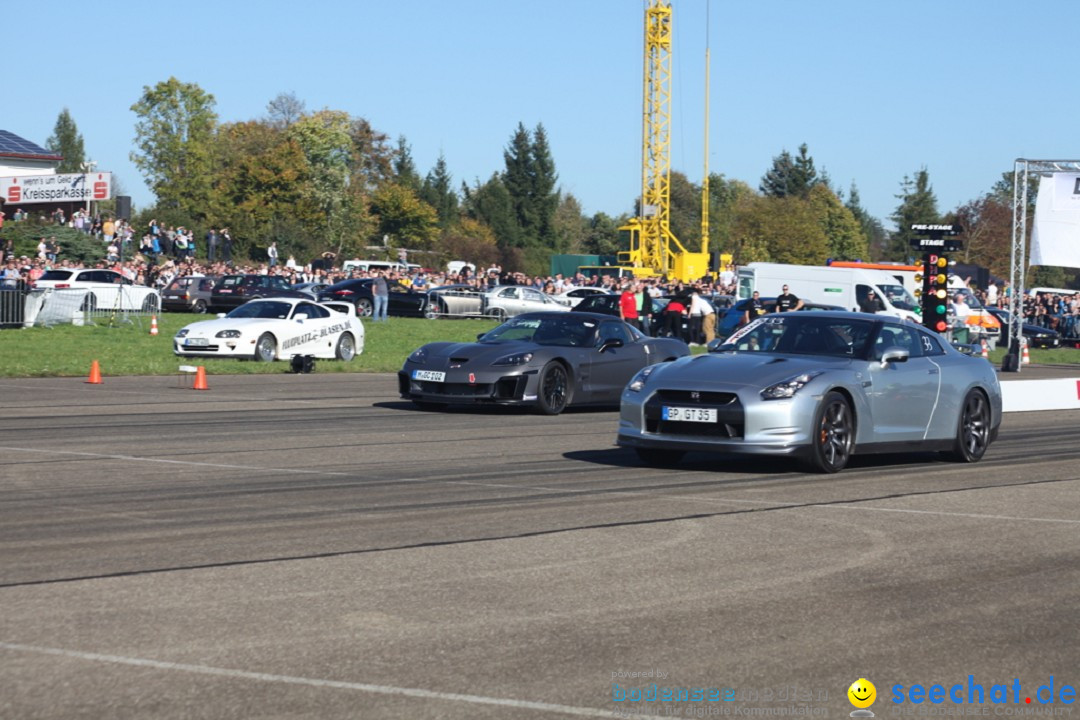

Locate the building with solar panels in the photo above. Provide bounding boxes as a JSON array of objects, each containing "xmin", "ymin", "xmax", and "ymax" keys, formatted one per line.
[{"xmin": 0, "ymin": 129, "xmax": 61, "ymax": 178}]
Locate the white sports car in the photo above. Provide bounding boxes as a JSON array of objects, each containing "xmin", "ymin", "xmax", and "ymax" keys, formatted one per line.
[{"xmin": 174, "ymin": 298, "xmax": 364, "ymax": 362}]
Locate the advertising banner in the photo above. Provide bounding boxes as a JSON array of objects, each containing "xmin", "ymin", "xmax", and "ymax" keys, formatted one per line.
[
  {"xmin": 1031, "ymin": 173, "xmax": 1080, "ymax": 269},
  {"xmin": 0, "ymin": 172, "xmax": 112, "ymax": 205}
]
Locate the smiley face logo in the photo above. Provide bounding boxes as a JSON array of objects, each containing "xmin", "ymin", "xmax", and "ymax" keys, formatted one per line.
[{"xmin": 848, "ymin": 678, "xmax": 876, "ymax": 709}]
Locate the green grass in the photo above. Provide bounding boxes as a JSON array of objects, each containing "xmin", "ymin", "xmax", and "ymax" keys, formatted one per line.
[
  {"xmin": 987, "ymin": 345, "xmax": 1080, "ymax": 366},
  {"xmin": 0, "ymin": 313, "xmax": 500, "ymax": 377}
]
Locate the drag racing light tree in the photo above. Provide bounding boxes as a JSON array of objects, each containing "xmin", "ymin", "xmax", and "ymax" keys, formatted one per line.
[{"xmin": 909, "ymin": 224, "xmax": 963, "ymax": 335}]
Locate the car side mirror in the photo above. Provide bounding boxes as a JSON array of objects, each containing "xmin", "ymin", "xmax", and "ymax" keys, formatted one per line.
[
  {"xmin": 599, "ymin": 338, "xmax": 624, "ymax": 353},
  {"xmin": 706, "ymin": 338, "xmax": 725, "ymax": 352},
  {"xmin": 295, "ymin": 313, "xmax": 308, "ymax": 322},
  {"xmin": 477, "ymin": 332, "xmax": 486, "ymax": 341},
  {"xmin": 880, "ymin": 347, "xmax": 909, "ymax": 366}
]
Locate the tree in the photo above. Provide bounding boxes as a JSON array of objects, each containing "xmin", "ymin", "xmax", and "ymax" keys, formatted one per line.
[
  {"xmin": 582, "ymin": 212, "xmax": 624, "ymax": 256},
  {"xmin": 760, "ymin": 143, "xmax": 819, "ymax": 198},
  {"xmin": 46, "ymin": 108, "xmax": 86, "ymax": 173},
  {"xmin": 287, "ymin": 110, "xmax": 354, "ymax": 257},
  {"xmin": 731, "ymin": 194, "xmax": 829, "ymax": 265},
  {"xmin": 420, "ymin": 153, "xmax": 458, "ymax": 229},
  {"xmin": 888, "ymin": 168, "xmax": 940, "ymax": 261},
  {"xmin": 266, "ymin": 91, "xmax": 306, "ymax": 129},
  {"xmin": 845, "ymin": 182, "xmax": 887, "ymax": 260},
  {"xmin": 530, "ymin": 123, "xmax": 559, "ymax": 248},
  {"xmin": 808, "ymin": 184, "xmax": 868, "ymax": 261},
  {"xmin": 953, "ymin": 194, "xmax": 1012, "ymax": 279},
  {"xmin": 551, "ymin": 193, "xmax": 587, "ymax": 255},
  {"xmin": 503, "ymin": 122, "xmax": 538, "ymax": 245},
  {"xmin": 370, "ymin": 182, "xmax": 439, "ymax": 251},
  {"xmin": 463, "ymin": 174, "xmax": 522, "ymax": 257},
  {"xmin": 394, "ymin": 136, "xmax": 422, "ymax": 192},
  {"xmin": 668, "ymin": 170, "xmax": 702, "ymax": 251},
  {"xmin": 130, "ymin": 77, "xmax": 218, "ymax": 216},
  {"xmin": 706, "ymin": 175, "xmax": 755, "ymax": 256},
  {"xmin": 439, "ymin": 217, "xmax": 500, "ymax": 268}
]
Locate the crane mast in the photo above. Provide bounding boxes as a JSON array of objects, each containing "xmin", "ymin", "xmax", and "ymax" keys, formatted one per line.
[{"xmin": 618, "ymin": 0, "xmax": 710, "ymax": 283}]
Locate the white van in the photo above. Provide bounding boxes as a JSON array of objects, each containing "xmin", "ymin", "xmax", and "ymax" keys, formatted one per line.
[
  {"xmin": 342, "ymin": 259, "xmax": 407, "ymax": 275},
  {"xmin": 737, "ymin": 263, "xmax": 921, "ymax": 322}
]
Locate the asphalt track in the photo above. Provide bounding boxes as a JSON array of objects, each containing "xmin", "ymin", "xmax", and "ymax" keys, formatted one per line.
[{"xmin": 1, "ymin": 369, "xmax": 1079, "ymax": 719}]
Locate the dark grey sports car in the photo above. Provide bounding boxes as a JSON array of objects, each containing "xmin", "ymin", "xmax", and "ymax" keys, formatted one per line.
[
  {"xmin": 399, "ymin": 312, "xmax": 691, "ymax": 414},
  {"xmin": 618, "ymin": 311, "xmax": 1003, "ymax": 472}
]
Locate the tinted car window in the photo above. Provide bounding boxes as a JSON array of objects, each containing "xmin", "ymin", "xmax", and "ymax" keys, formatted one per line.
[
  {"xmin": 295, "ymin": 302, "xmax": 330, "ymax": 319},
  {"xmin": 40, "ymin": 270, "xmax": 73, "ymax": 281},
  {"xmin": 598, "ymin": 321, "xmax": 633, "ymax": 346}
]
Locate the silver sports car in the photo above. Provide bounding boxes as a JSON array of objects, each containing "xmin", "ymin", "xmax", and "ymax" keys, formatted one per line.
[
  {"xmin": 617, "ymin": 311, "xmax": 1002, "ymax": 472},
  {"xmin": 399, "ymin": 312, "xmax": 690, "ymax": 414}
]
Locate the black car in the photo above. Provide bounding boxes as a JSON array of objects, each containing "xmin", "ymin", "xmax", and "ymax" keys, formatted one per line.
[
  {"xmin": 986, "ymin": 307, "xmax": 1062, "ymax": 349},
  {"xmin": 209, "ymin": 275, "xmax": 311, "ymax": 312},
  {"xmin": 317, "ymin": 278, "xmax": 429, "ymax": 317},
  {"xmin": 399, "ymin": 311, "xmax": 691, "ymax": 414}
]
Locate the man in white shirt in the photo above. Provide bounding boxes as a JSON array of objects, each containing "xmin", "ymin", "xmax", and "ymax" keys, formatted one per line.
[{"xmin": 951, "ymin": 293, "xmax": 971, "ymax": 319}]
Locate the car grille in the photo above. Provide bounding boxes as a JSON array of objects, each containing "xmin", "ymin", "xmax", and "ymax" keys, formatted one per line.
[
  {"xmin": 180, "ymin": 345, "xmax": 221, "ymax": 352},
  {"xmin": 643, "ymin": 389, "xmax": 745, "ymax": 438},
  {"xmin": 399, "ymin": 374, "xmax": 527, "ymax": 401}
]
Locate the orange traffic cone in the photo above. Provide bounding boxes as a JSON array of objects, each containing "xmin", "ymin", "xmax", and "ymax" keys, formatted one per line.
[
  {"xmin": 86, "ymin": 360, "xmax": 103, "ymax": 384},
  {"xmin": 1021, "ymin": 338, "xmax": 1031, "ymax": 365},
  {"xmin": 149, "ymin": 315, "xmax": 159, "ymax": 336},
  {"xmin": 193, "ymin": 366, "xmax": 209, "ymax": 391},
  {"xmin": 980, "ymin": 339, "xmax": 989, "ymax": 359}
]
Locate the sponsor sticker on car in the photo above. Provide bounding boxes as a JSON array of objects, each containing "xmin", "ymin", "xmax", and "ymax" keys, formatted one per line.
[
  {"xmin": 412, "ymin": 370, "xmax": 446, "ymax": 382},
  {"xmin": 662, "ymin": 406, "xmax": 717, "ymax": 423}
]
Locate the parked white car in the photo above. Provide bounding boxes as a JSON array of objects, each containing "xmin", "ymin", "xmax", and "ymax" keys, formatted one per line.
[
  {"xmin": 480, "ymin": 285, "xmax": 571, "ymax": 320},
  {"xmin": 174, "ymin": 298, "xmax": 364, "ymax": 362},
  {"xmin": 35, "ymin": 268, "xmax": 161, "ymax": 312},
  {"xmin": 552, "ymin": 287, "xmax": 613, "ymax": 308}
]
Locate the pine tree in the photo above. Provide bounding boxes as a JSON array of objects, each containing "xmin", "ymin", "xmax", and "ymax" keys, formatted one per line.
[
  {"xmin": 889, "ymin": 168, "xmax": 940, "ymax": 261},
  {"xmin": 845, "ymin": 182, "xmax": 886, "ymax": 260},
  {"xmin": 421, "ymin": 153, "xmax": 458, "ymax": 229},
  {"xmin": 760, "ymin": 143, "xmax": 819, "ymax": 198},
  {"xmin": 393, "ymin": 136, "xmax": 421, "ymax": 192},
  {"xmin": 502, "ymin": 123, "xmax": 537, "ymax": 245},
  {"xmin": 530, "ymin": 123, "xmax": 559, "ymax": 248},
  {"xmin": 46, "ymin": 108, "xmax": 86, "ymax": 173}
]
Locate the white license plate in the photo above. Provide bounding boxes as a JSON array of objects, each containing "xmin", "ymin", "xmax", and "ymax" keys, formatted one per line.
[
  {"xmin": 412, "ymin": 370, "xmax": 446, "ymax": 382},
  {"xmin": 185, "ymin": 338, "xmax": 209, "ymax": 347},
  {"xmin": 662, "ymin": 406, "xmax": 717, "ymax": 423}
]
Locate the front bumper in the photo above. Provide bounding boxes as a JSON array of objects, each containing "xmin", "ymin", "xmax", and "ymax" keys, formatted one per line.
[
  {"xmin": 617, "ymin": 385, "xmax": 819, "ymax": 456},
  {"xmin": 398, "ymin": 368, "xmax": 538, "ymax": 405}
]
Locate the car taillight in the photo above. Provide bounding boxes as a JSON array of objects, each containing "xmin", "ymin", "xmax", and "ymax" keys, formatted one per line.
[
  {"xmin": 335, "ymin": 290, "xmax": 354, "ymax": 296},
  {"xmin": 184, "ymin": 292, "xmax": 190, "ymax": 300}
]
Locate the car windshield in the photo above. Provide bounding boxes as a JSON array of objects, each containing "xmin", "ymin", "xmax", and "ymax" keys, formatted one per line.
[
  {"xmin": 480, "ymin": 315, "xmax": 598, "ymax": 347},
  {"xmin": 878, "ymin": 283, "xmax": 918, "ymax": 311},
  {"xmin": 719, "ymin": 315, "xmax": 874, "ymax": 358},
  {"xmin": 225, "ymin": 301, "xmax": 292, "ymax": 319}
]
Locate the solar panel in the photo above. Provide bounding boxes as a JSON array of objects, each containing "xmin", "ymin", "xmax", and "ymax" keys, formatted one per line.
[{"xmin": 0, "ymin": 130, "xmax": 60, "ymax": 157}]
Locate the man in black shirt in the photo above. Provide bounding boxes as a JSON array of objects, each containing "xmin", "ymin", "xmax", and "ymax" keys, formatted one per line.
[
  {"xmin": 859, "ymin": 290, "xmax": 884, "ymax": 314},
  {"xmin": 742, "ymin": 290, "xmax": 767, "ymax": 325},
  {"xmin": 775, "ymin": 284, "xmax": 803, "ymax": 312}
]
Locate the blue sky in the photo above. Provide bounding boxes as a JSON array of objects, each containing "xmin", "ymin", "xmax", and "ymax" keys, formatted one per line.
[{"xmin": 7, "ymin": 0, "xmax": 1079, "ymax": 229}]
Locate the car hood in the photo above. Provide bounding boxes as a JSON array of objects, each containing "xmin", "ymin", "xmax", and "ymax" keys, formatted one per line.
[
  {"xmin": 647, "ymin": 351, "xmax": 855, "ymax": 389},
  {"xmin": 419, "ymin": 340, "xmax": 543, "ymax": 366},
  {"xmin": 179, "ymin": 317, "xmax": 294, "ymax": 336}
]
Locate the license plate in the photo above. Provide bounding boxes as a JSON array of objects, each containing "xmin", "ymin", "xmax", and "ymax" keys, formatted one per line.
[
  {"xmin": 219, "ymin": 289, "xmax": 232, "ymax": 294},
  {"xmin": 185, "ymin": 338, "xmax": 209, "ymax": 347},
  {"xmin": 412, "ymin": 370, "xmax": 445, "ymax": 382},
  {"xmin": 662, "ymin": 406, "xmax": 717, "ymax": 423}
]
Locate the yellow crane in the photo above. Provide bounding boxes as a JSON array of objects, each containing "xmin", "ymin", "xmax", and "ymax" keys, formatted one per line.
[{"xmin": 615, "ymin": 0, "xmax": 712, "ymax": 283}]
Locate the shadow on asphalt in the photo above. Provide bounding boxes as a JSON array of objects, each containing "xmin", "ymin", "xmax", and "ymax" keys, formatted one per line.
[{"xmin": 373, "ymin": 400, "xmax": 617, "ymax": 415}]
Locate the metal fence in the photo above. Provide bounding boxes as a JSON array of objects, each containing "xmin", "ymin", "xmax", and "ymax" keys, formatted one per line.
[{"xmin": 0, "ymin": 282, "xmax": 158, "ymax": 329}]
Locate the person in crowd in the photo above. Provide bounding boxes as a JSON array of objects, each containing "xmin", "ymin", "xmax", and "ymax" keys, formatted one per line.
[
  {"xmin": 372, "ymin": 270, "xmax": 389, "ymax": 322},
  {"xmin": 268, "ymin": 241, "xmax": 279, "ymax": 268},
  {"xmin": 619, "ymin": 280, "xmax": 640, "ymax": 331},
  {"xmin": 951, "ymin": 292, "xmax": 971, "ymax": 319},
  {"xmin": 742, "ymin": 290, "xmax": 766, "ymax": 326},
  {"xmin": 690, "ymin": 289, "xmax": 716, "ymax": 344},
  {"xmin": 663, "ymin": 291, "xmax": 688, "ymax": 341},
  {"xmin": 775, "ymin": 284, "xmax": 803, "ymax": 312},
  {"xmin": 859, "ymin": 290, "xmax": 885, "ymax": 313}
]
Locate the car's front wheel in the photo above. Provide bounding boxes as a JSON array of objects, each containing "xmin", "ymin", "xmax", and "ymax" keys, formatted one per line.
[
  {"xmin": 489, "ymin": 306, "xmax": 507, "ymax": 322},
  {"xmin": 424, "ymin": 300, "xmax": 441, "ymax": 320},
  {"xmin": 254, "ymin": 333, "xmax": 277, "ymax": 362},
  {"xmin": 335, "ymin": 333, "xmax": 356, "ymax": 361},
  {"xmin": 357, "ymin": 298, "xmax": 373, "ymax": 317},
  {"xmin": 946, "ymin": 389, "xmax": 991, "ymax": 463},
  {"xmin": 536, "ymin": 361, "xmax": 570, "ymax": 415},
  {"xmin": 805, "ymin": 391, "xmax": 854, "ymax": 473}
]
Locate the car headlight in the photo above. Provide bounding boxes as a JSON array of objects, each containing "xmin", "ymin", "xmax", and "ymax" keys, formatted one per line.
[
  {"xmin": 175, "ymin": 329, "xmax": 189, "ymax": 338},
  {"xmin": 215, "ymin": 330, "xmax": 241, "ymax": 339},
  {"xmin": 407, "ymin": 347, "xmax": 428, "ymax": 363},
  {"xmin": 628, "ymin": 364, "xmax": 658, "ymax": 392},
  {"xmin": 493, "ymin": 351, "xmax": 534, "ymax": 366},
  {"xmin": 761, "ymin": 371, "xmax": 825, "ymax": 400}
]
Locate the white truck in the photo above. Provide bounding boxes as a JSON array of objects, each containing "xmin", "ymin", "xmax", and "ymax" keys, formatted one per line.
[{"xmin": 736, "ymin": 262, "xmax": 922, "ymax": 322}]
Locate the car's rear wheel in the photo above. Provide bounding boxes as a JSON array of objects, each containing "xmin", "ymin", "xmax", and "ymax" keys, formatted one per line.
[
  {"xmin": 636, "ymin": 448, "xmax": 685, "ymax": 467},
  {"xmin": 489, "ymin": 307, "xmax": 507, "ymax": 322},
  {"xmin": 805, "ymin": 391, "xmax": 853, "ymax": 473},
  {"xmin": 193, "ymin": 299, "xmax": 208, "ymax": 314},
  {"xmin": 335, "ymin": 333, "xmax": 356, "ymax": 361},
  {"xmin": 424, "ymin": 299, "xmax": 441, "ymax": 320},
  {"xmin": 536, "ymin": 361, "xmax": 570, "ymax": 415},
  {"xmin": 357, "ymin": 298, "xmax": 373, "ymax": 317},
  {"xmin": 254, "ymin": 333, "xmax": 277, "ymax": 362},
  {"xmin": 946, "ymin": 389, "xmax": 991, "ymax": 463}
]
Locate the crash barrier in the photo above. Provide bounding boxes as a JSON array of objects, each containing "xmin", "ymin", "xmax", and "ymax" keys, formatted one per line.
[
  {"xmin": 0, "ymin": 280, "xmax": 28, "ymax": 328},
  {"xmin": 24, "ymin": 288, "xmax": 90, "ymax": 328},
  {"xmin": 426, "ymin": 290, "xmax": 488, "ymax": 318},
  {"xmin": 1001, "ymin": 378, "xmax": 1080, "ymax": 412}
]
